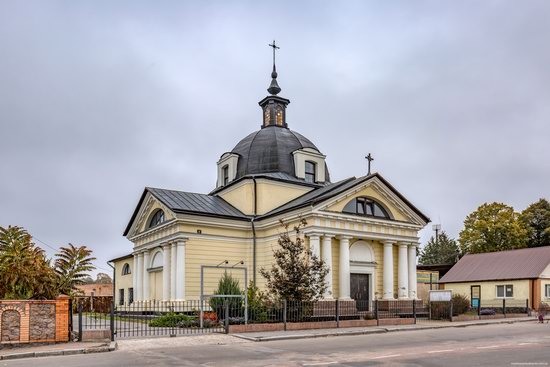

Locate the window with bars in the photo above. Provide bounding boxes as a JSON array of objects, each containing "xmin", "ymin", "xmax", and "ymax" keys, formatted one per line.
[{"xmin": 119, "ymin": 289, "xmax": 125, "ymax": 305}]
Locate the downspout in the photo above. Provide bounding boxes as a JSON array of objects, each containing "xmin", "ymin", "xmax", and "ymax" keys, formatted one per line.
[{"xmin": 252, "ymin": 176, "xmax": 258, "ymax": 286}]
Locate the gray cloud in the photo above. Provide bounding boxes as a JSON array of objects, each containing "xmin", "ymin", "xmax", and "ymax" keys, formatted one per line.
[{"xmin": 1, "ymin": 0, "xmax": 549, "ymax": 273}]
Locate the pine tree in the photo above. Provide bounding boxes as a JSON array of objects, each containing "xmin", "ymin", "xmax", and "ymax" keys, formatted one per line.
[{"xmin": 419, "ymin": 231, "xmax": 460, "ymax": 265}]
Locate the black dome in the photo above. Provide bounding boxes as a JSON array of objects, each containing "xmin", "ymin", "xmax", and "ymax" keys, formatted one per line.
[{"xmin": 231, "ymin": 126, "xmax": 330, "ymax": 182}]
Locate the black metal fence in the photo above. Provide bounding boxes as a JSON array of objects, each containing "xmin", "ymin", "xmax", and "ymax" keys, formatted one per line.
[
  {"xmin": 475, "ymin": 299, "xmax": 530, "ymax": 316},
  {"xmin": 74, "ymin": 298, "xmax": 457, "ymax": 340}
]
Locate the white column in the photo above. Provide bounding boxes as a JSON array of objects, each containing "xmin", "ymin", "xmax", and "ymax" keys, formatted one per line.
[
  {"xmin": 398, "ymin": 243, "xmax": 409, "ymax": 299},
  {"xmin": 309, "ymin": 234, "xmax": 321, "ymax": 260},
  {"xmin": 176, "ymin": 240, "xmax": 186, "ymax": 300},
  {"xmin": 132, "ymin": 253, "xmax": 138, "ymax": 303},
  {"xmin": 322, "ymin": 235, "xmax": 334, "ymax": 299},
  {"xmin": 338, "ymin": 236, "xmax": 351, "ymax": 299},
  {"xmin": 408, "ymin": 244, "xmax": 418, "ymax": 299},
  {"xmin": 383, "ymin": 241, "xmax": 394, "ymax": 299},
  {"xmin": 170, "ymin": 242, "xmax": 177, "ymax": 301},
  {"xmin": 136, "ymin": 252, "xmax": 143, "ymax": 301},
  {"xmin": 143, "ymin": 250, "xmax": 150, "ymax": 301},
  {"xmin": 162, "ymin": 243, "xmax": 171, "ymax": 301}
]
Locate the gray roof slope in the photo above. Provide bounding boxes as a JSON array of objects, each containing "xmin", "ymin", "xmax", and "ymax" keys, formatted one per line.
[
  {"xmin": 147, "ymin": 187, "xmax": 248, "ymax": 219},
  {"xmin": 257, "ymin": 173, "xmax": 430, "ymax": 223},
  {"xmin": 440, "ymin": 246, "xmax": 550, "ymax": 283},
  {"xmin": 123, "ymin": 187, "xmax": 249, "ymax": 236}
]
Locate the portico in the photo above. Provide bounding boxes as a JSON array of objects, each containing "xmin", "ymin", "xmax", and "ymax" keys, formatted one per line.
[
  {"xmin": 307, "ymin": 232, "xmax": 419, "ymax": 301},
  {"xmin": 131, "ymin": 237, "xmax": 187, "ymax": 302}
]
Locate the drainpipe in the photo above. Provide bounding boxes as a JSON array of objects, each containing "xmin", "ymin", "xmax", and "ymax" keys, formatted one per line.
[{"xmin": 252, "ymin": 176, "xmax": 258, "ymax": 286}]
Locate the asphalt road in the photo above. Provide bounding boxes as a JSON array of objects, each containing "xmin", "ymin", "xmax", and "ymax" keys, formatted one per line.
[{"xmin": 3, "ymin": 321, "xmax": 550, "ymax": 366}]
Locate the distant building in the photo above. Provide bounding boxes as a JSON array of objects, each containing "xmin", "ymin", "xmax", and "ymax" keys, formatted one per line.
[
  {"xmin": 440, "ymin": 246, "xmax": 550, "ymax": 310},
  {"xmin": 75, "ymin": 283, "xmax": 113, "ymax": 297}
]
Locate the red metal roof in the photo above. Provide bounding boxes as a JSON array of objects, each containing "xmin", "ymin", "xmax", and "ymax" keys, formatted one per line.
[{"xmin": 440, "ymin": 246, "xmax": 550, "ymax": 283}]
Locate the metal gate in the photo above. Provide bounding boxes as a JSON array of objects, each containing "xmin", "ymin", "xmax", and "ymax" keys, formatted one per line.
[
  {"xmin": 76, "ymin": 299, "xmax": 228, "ymax": 340},
  {"xmin": 114, "ymin": 300, "xmax": 226, "ymax": 338}
]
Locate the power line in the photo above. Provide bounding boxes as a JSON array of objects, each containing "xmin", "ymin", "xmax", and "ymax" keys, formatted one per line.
[{"xmin": 33, "ymin": 236, "xmax": 112, "ymax": 273}]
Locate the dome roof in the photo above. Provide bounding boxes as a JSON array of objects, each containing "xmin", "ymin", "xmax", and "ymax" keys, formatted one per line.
[{"xmin": 230, "ymin": 126, "xmax": 330, "ymax": 182}]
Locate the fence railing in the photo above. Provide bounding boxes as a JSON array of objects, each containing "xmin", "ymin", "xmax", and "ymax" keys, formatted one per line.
[
  {"xmin": 474, "ymin": 299, "xmax": 529, "ymax": 316},
  {"xmin": 75, "ymin": 298, "xmax": 458, "ymax": 339}
]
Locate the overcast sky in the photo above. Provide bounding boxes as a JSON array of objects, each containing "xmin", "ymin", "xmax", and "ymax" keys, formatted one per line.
[{"xmin": 1, "ymin": 1, "xmax": 549, "ymax": 275}]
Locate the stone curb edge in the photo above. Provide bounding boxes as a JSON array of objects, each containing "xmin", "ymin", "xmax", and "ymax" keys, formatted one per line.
[
  {"xmin": 234, "ymin": 318, "xmax": 537, "ymax": 342},
  {"xmin": 0, "ymin": 341, "xmax": 117, "ymax": 361}
]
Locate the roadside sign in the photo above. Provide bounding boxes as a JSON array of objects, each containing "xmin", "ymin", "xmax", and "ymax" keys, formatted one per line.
[{"xmin": 429, "ymin": 289, "xmax": 452, "ymax": 302}]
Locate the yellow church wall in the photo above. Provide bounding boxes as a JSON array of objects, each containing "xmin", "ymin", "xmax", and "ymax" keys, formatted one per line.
[
  {"xmin": 256, "ymin": 181, "xmax": 312, "ymax": 215},
  {"xmin": 113, "ymin": 257, "xmax": 133, "ymax": 306},
  {"xmin": 442, "ymin": 280, "xmax": 530, "ymax": 306},
  {"xmin": 218, "ymin": 182, "xmax": 255, "ymax": 215},
  {"xmin": 325, "ymin": 186, "xmax": 408, "ymax": 222},
  {"xmin": 185, "ymin": 238, "xmax": 252, "ymax": 299}
]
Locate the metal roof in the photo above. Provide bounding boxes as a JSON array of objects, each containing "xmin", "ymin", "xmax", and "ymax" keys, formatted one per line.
[
  {"xmin": 440, "ymin": 246, "xmax": 550, "ymax": 283},
  {"xmin": 123, "ymin": 187, "xmax": 249, "ymax": 236},
  {"xmin": 147, "ymin": 187, "xmax": 248, "ymax": 220},
  {"xmin": 230, "ymin": 125, "xmax": 331, "ymax": 182},
  {"xmin": 257, "ymin": 173, "xmax": 431, "ymax": 223}
]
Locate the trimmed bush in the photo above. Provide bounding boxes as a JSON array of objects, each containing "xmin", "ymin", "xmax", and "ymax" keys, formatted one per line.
[
  {"xmin": 149, "ymin": 313, "xmax": 194, "ymax": 327},
  {"xmin": 451, "ymin": 294, "xmax": 470, "ymax": 316},
  {"xmin": 209, "ymin": 272, "xmax": 244, "ymax": 320}
]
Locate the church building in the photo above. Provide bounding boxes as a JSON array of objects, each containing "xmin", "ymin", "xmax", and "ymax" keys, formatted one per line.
[{"xmin": 112, "ymin": 49, "xmax": 430, "ymax": 307}]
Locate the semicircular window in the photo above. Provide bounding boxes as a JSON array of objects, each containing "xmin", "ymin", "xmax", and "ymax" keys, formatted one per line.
[
  {"xmin": 148, "ymin": 210, "xmax": 165, "ymax": 229},
  {"xmin": 342, "ymin": 197, "xmax": 391, "ymax": 219}
]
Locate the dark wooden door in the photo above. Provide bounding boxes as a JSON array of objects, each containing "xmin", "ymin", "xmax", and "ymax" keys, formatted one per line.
[{"xmin": 350, "ymin": 273, "xmax": 370, "ymax": 311}]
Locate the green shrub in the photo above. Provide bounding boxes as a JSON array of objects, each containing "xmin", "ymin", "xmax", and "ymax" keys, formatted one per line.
[
  {"xmin": 209, "ymin": 272, "xmax": 243, "ymax": 319},
  {"xmin": 149, "ymin": 313, "xmax": 194, "ymax": 327},
  {"xmin": 451, "ymin": 294, "xmax": 470, "ymax": 316},
  {"xmin": 247, "ymin": 281, "xmax": 270, "ymax": 323}
]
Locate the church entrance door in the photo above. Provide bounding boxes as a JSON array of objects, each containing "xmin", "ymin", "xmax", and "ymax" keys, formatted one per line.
[{"xmin": 350, "ymin": 273, "xmax": 370, "ymax": 311}]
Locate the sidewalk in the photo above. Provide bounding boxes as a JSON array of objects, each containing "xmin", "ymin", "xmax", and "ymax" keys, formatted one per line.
[
  {"xmin": 0, "ymin": 341, "xmax": 116, "ymax": 361},
  {"xmin": 233, "ymin": 316, "xmax": 538, "ymax": 342}
]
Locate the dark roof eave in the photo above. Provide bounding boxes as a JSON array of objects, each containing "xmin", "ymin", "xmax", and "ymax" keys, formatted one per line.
[
  {"xmin": 123, "ymin": 188, "xmax": 149, "ymax": 236},
  {"xmin": 171, "ymin": 209, "xmax": 250, "ymax": 222},
  {"xmin": 441, "ymin": 277, "xmax": 539, "ymax": 284},
  {"xmin": 109, "ymin": 253, "xmax": 133, "ymax": 263}
]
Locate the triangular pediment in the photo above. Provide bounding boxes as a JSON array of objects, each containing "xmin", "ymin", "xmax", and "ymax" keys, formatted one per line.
[
  {"xmin": 125, "ymin": 190, "xmax": 175, "ymax": 238},
  {"xmin": 317, "ymin": 176, "xmax": 429, "ymax": 226}
]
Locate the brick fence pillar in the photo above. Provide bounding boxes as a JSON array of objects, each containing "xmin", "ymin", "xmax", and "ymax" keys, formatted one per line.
[{"xmin": 55, "ymin": 295, "xmax": 70, "ymax": 342}]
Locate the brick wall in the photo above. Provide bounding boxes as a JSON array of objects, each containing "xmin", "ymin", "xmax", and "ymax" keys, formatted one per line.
[{"xmin": 0, "ymin": 295, "xmax": 70, "ymax": 345}]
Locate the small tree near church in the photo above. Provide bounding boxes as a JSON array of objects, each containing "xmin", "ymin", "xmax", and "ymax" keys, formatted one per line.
[
  {"xmin": 260, "ymin": 219, "xmax": 328, "ymax": 302},
  {"xmin": 419, "ymin": 231, "xmax": 460, "ymax": 265}
]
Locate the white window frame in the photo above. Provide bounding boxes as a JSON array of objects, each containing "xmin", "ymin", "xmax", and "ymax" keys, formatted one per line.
[
  {"xmin": 495, "ymin": 284, "xmax": 514, "ymax": 299},
  {"xmin": 545, "ymin": 284, "xmax": 550, "ymax": 298}
]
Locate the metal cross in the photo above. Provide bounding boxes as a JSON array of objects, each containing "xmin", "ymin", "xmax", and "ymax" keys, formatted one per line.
[
  {"xmin": 366, "ymin": 153, "xmax": 374, "ymax": 175},
  {"xmin": 268, "ymin": 40, "xmax": 280, "ymax": 66}
]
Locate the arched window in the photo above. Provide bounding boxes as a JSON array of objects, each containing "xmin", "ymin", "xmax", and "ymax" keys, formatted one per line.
[
  {"xmin": 305, "ymin": 161, "xmax": 316, "ymax": 183},
  {"xmin": 122, "ymin": 263, "xmax": 131, "ymax": 275},
  {"xmin": 343, "ymin": 197, "xmax": 391, "ymax": 219},
  {"xmin": 148, "ymin": 210, "xmax": 165, "ymax": 229}
]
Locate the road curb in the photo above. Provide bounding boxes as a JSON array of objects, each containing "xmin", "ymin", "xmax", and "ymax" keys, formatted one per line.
[
  {"xmin": 234, "ymin": 318, "xmax": 537, "ymax": 342},
  {"xmin": 0, "ymin": 341, "xmax": 117, "ymax": 361}
]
